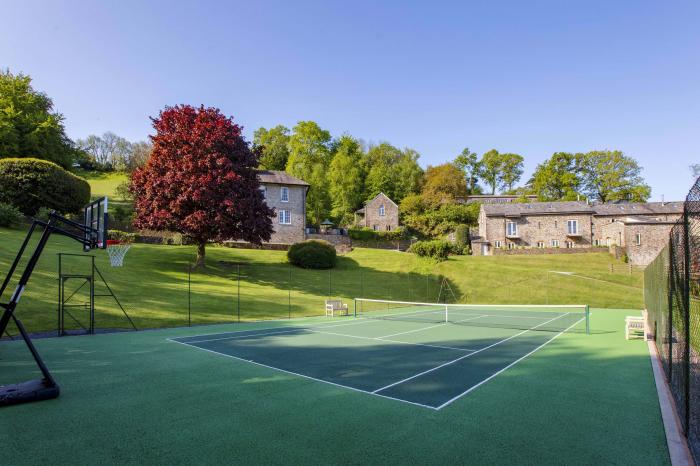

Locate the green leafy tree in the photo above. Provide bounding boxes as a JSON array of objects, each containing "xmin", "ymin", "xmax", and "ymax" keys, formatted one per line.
[
  {"xmin": 328, "ymin": 135, "xmax": 365, "ymax": 225},
  {"xmin": 75, "ymin": 132, "xmax": 133, "ymax": 171},
  {"xmin": 253, "ymin": 125, "xmax": 290, "ymax": 170},
  {"xmin": 394, "ymin": 148, "xmax": 424, "ymax": 200},
  {"xmin": 479, "ymin": 149, "xmax": 503, "ymax": 195},
  {"xmin": 0, "ymin": 69, "xmax": 75, "ymax": 168},
  {"xmin": 454, "ymin": 147, "xmax": 481, "ymax": 194},
  {"xmin": 421, "ymin": 163, "xmax": 468, "ymax": 207},
  {"xmin": 529, "ymin": 152, "xmax": 583, "ymax": 201},
  {"xmin": 500, "ymin": 153, "xmax": 524, "ymax": 192},
  {"xmin": 286, "ymin": 121, "xmax": 332, "ymax": 225},
  {"xmin": 579, "ymin": 150, "xmax": 651, "ymax": 202},
  {"xmin": 364, "ymin": 143, "xmax": 423, "ymax": 202}
]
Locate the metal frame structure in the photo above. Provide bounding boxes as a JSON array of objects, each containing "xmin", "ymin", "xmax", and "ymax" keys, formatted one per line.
[
  {"xmin": 0, "ymin": 199, "xmax": 107, "ymax": 407},
  {"xmin": 57, "ymin": 253, "xmax": 136, "ymax": 336}
]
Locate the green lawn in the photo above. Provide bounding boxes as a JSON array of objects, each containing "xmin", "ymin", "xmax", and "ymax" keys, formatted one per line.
[
  {"xmin": 0, "ymin": 226, "xmax": 643, "ymax": 336},
  {"xmin": 72, "ymin": 169, "xmax": 129, "ymax": 200},
  {"xmin": 0, "ymin": 309, "xmax": 668, "ymax": 464}
]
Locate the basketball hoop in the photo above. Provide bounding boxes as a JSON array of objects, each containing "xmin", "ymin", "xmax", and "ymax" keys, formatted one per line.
[{"xmin": 106, "ymin": 240, "xmax": 131, "ymax": 267}]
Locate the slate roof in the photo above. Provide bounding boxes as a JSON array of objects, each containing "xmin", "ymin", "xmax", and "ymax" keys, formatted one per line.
[
  {"xmin": 482, "ymin": 200, "xmax": 684, "ymax": 218},
  {"xmin": 592, "ymin": 202, "xmax": 684, "ymax": 216},
  {"xmin": 482, "ymin": 201, "xmax": 593, "ymax": 217},
  {"xmin": 257, "ymin": 170, "xmax": 309, "ymax": 186}
]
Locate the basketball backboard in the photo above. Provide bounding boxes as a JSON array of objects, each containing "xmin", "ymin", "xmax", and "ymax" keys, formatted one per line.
[{"xmin": 83, "ymin": 197, "xmax": 108, "ymax": 251}]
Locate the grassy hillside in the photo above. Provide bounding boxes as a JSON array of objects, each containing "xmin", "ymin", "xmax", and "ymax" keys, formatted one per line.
[
  {"xmin": 0, "ymin": 226, "xmax": 643, "ymax": 335},
  {"xmin": 73, "ymin": 170, "xmax": 129, "ymax": 200}
]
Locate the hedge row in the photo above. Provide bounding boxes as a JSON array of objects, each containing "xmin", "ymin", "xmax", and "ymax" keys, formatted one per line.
[
  {"xmin": 0, "ymin": 158, "xmax": 90, "ymax": 215},
  {"xmin": 348, "ymin": 226, "xmax": 409, "ymax": 241},
  {"xmin": 407, "ymin": 240, "xmax": 452, "ymax": 261}
]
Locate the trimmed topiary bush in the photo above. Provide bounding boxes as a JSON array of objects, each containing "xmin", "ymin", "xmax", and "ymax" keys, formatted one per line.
[
  {"xmin": 0, "ymin": 158, "xmax": 90, "ymax": 215},
  {"xmin": 0, "ymin": 202, "xmax": 24, "ymax": 227},
  {"xmin": 407, "ymin": 240, "xmax": 452, "ymax": 261},
  {"xmin": 287, "ymin": 240, "xmax": 337, "ymax": 269}
]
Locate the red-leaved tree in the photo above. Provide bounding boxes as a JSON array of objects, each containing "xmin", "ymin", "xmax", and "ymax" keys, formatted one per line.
[{"xmin": 131, "ymin": 105, "xmax": 274, "ymax": 266}]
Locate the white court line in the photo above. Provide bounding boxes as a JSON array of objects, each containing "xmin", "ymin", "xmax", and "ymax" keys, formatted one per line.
[
  {"xmin": 435, "ymin": 315, "xmax": 586, "ymax": 410},
  {"xmin": 179, "ymin": 318, "xmax": 383, "ymax": 345},
  {"xmin": 378, "ymin": 315, "xmax": 487, "ymax": 339},
  {"xmin": 371, "ymin": 313, "xmax": 570, "ymax": 394},
  {"xmin": 167, "ymin": 338, "xmax": 438, "ymax": 410},
  {"xmin": 309, "ymin": 329, "xmax": 476, "ymax": 353}
]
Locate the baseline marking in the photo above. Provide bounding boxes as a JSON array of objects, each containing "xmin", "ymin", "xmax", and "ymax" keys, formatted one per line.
[{"xmin": 372, "ymin": 313, "xmax": 570, "ymax": 394}]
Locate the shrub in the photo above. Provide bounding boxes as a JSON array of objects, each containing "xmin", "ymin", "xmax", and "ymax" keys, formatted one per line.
[
  {"xmin": 0, "ymin": 202, "xmax": 24, "ymax": 227},
  {"xmin": 348, "ymin": 226, "xmax": 409, "ymax": 241},
  {"xmin": 287, "ymin": 240, "xmax": 337, "ymax": 269},
  {"xmin": 33, "ymin": 206, "xmax": 52, "ymax": 222},
  {"xmin": 408, "ymin": 240, "xmax": 451, "ymax": 261},
  {"xmin": 454, "ymin": 224, "xmax": 469, "ymax": 248},
  {"xmin": 0, "ymin": 158, "xmax": 90, "ymax": 215}
]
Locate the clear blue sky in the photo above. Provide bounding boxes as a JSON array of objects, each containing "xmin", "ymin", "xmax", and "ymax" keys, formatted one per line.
[{"xmin": 3, "ymin": 0, "xmax": 698, "ymax": 200}]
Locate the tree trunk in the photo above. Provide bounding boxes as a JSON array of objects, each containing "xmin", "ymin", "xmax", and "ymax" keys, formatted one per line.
[{"xmin": 195, "ymin": 242, "xmax": 206, "ymax": 268}]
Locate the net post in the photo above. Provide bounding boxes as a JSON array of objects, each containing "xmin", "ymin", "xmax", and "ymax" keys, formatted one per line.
[
  {"xmin": 585, "ymin": 304, "xmax": 590, "ymax": 334},
  {"xmin": 445, "ymin": 304, "xmax": 448, "ymax": 323},
  {"xmin": 353, "ymin": 299, "xmax": 357, "ymax": 318}
]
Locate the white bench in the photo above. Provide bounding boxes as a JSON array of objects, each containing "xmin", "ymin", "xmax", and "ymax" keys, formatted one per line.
[
  {"xmin": 625, "ymin": 315, "xmax": 645, "ymax": 340},
  {"xmin": 325, "ymin": 300, "xmax": 348, "ymax": 317}
]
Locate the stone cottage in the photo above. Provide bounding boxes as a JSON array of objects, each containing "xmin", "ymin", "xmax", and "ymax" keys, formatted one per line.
[
  {"xmin": 471, "ymin": 200, "xmax": 683, "ymax": 265},
  {"xmin": 257, "ymin": 170, "xmax": 309, "ymax": 244},
  {"xmin": 355, "ymin": 193, "xmax": 399, "ymax": 231}
]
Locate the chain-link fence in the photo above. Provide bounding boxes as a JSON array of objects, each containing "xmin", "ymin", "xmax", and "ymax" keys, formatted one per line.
[{"xmin": 644, "ymin": 176, "xmax": 700, "ymax": 462}]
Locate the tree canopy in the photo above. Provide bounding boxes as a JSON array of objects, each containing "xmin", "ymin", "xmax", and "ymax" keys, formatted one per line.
[
  {"xmin": 454, "ymin": 147, "xmax": 481, "ymax": 194},
  {"xmin": 421, "ymin": 163, "xmax": 468, "ymax": 207},
  {"xmin": 253, "ymin": 125, "xmax": 290, "ymax": 171},
  {"xmin": 328, "ymin": 135, "xmax": 365, "ymax": 225},
  {"xmin": 131, "ymin": 105, "xmax": 274, "ymax": 266},
  {"xmin": 0, "ymin": 69, "xmax": 75, "ymax": 168},
  {"xmin": 579, "ymin": 150, "xmax": 651, "ymax": 202},
  {"xmin": 529, "ymin": 152, "xmax": 583, "ymax": 201}
]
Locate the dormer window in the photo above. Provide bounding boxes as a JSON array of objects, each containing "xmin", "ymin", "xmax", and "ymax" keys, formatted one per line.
[
  {"xmin": 379, "ymin": 205, "xmax": 385, "ymax": 216},
  {"xmin": 280, "ymin": 186, "xmax": 289, "ymax": 202}
]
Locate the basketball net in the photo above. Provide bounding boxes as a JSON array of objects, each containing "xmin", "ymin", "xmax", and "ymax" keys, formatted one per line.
[{"xmin": 106, "ymin": 240, "xmax": 131, "ymax": 267}]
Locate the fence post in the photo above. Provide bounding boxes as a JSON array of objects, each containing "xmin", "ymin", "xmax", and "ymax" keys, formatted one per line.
[
  {"xmin": 328, "ymin": 268, "xmax": 332, "ymax": 298},
  {"xmin": 683, "ymin": 207, "xmax": 691, "ymax": 433},
  {"xmin": 288, "ymin": 263, "xmax": 292, "ymax": 319},
  {"xmin": 188, "ymin": 263, "xmax": 191, "ymax": 327},
  {"xmin": 237, "ymin": 264, "xmax": 240, "ymax": 323}
]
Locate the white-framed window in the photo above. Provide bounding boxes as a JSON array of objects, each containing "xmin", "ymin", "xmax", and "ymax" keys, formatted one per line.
[
  {"xmin": 278, "ymin": 210, "xmax": 291, "ymax": 225},
  {"xmin": 494, "ymin": 240, "xmax": 502, "ymax": 248},
  {"xmin": 593, "ymin": 239, "xmax": 599, "ymax": 246},
  {"xmin": 554, "ymin": 220, "xmax": 558, "ymax": 228},
  {"xmin": 379, "ymin": 204, "xmax": 385, "ymax": 216},
  {"xmin": 506, "ymin": 221, "xmax": 518, "ymax": 236},
  {"xmin": 373, "ymin": 224, "xmax": 379, "ymax": 231},
  {"xmin": 636, "ymin": 233, "xmax": 642, "ymax": 246},
  {"xmin": 567, "ymin": 220, "xmax": 578, "ymax": 235},
  {"xmin": 507, "ymin": 242, "xmax": 515, "ymax": 250},
  {"xmin": 551, "ymin": 239, "xmax": 559, "ymax": 247},
  {"xmin": 280, "ymin": 186, "xmax": 289, "ymax": 202},
  {"xmin": 566, "ymin": 241, "xmax": 574, "ymax": 249},
  {"xmin": 386, "ymin": 225, "xmax": 391, "ymax": 231},
  {"xmin": 537, "ymin": 241, "xmax": 545, "ymax": 248}
]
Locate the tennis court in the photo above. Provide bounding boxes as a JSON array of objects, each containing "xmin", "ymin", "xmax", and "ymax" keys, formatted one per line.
[{"xmin": 171, "ymin": 299, "xmax": 589, "ymax": 409}]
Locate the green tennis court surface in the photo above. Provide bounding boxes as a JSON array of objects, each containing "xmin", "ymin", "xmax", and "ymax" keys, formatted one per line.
[
  {"xmin": 1, "ymin": 308, "xmax": 669, "ymax": 464},
  {"xmin": 171, "ymin": 303, "xmax": 589, "ymax": 409}
]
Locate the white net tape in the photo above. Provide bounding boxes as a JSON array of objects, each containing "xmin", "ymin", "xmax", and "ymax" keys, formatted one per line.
[{"xmin": 107, "ymin": 244, "xmax": 131, "ymax": 267}]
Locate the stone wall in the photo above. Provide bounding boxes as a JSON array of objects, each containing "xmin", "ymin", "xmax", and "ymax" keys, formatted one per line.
[
  {"xmin": 623, "ymin": 222, "xmax": 676, "ymax": 266},
  {"xmin": 492, "ymin": 246, "xmax": 607, "ymax": 256},
  {"xmin": 362, "ymin": 193, "xmax": 399, "ymax": 231},
  {"xmin": 306, "ymin": 233, "xmax": 352, "ymax": 247},
  {"xmin": 592, "ymin": 213, "xmax": 681, "ymax": 245},
  {"xmin": 262, "ymin": 183, "xmax": 306, "ymax": 244},
  {"xmin": 482, "ymin": 213, "xmax": 593, "ymax": 249}
]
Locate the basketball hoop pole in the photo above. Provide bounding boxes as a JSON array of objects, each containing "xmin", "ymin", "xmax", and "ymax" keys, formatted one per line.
[{"xmin": 0, "ymin": 210, "xmax": 105, "ymax": 407}]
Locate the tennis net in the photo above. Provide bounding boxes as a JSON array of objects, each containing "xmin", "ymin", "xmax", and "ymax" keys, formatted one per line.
[{"xmin": 353, "ymin": 298, "xmax": 590, "ymax": 333}]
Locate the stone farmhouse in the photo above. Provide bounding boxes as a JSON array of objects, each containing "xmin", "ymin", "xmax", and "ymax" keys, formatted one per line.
[
  {"xmin": 257, "ymin": 170, "xmax": 309, "ymax": 244},
  {"xmin": 471, "ymin": 200, "xmax": 683, "ymax": 265},
  {"xmin": 462, "ymin": 194, "xmax": 538, "ymax": 204},
  {"xmin": 354, "ymin": 193, "xmax": 400, "ymax": 231}
]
